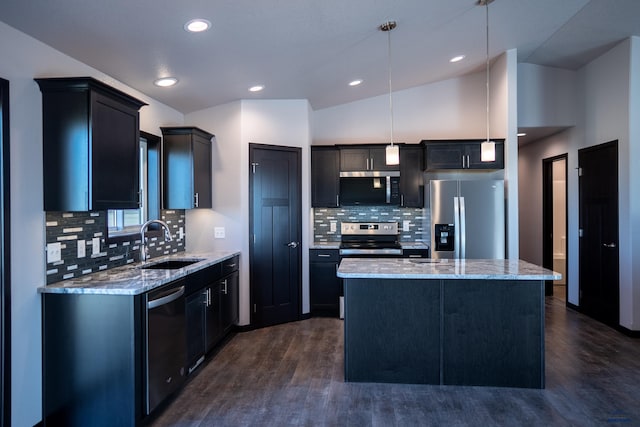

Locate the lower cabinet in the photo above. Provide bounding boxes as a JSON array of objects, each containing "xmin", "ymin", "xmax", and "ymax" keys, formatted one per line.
[
  {"xmin": 185, "ymin": 255, "xmax": 239, "ymax": 374},
  {"xmin": 309, "ymin": 249, "xmax": 342, "ymax": 317}
]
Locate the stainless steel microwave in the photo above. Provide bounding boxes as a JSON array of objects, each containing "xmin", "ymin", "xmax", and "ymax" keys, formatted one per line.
[{"xmin": 339, "ymin": 171, "xmax": 400, "ymax": 205}]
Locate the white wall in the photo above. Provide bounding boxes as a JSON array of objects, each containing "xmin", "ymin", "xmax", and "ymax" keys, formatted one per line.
[
  {"xmin": 0, "ymin": 21, "xmax": 184, "ymax": 426},
  {"xmin": 185, "ymin": 99, "xmax": 312, "ymax": 325},
  {"xmin": 519, "ymin": 38, "xmax": 640, "ymax": 328}
]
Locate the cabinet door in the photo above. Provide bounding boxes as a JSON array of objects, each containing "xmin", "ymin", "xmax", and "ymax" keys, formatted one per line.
[
  {"xmin": 185, "ymin": 290, "xmax": 206, "ymax": 373},
  {"xmin": 192, "ymin": 133, "xmax": 212, "ymax": 208},
  {"xmin": 309, "ymin": 250, "xmax": 342, "ymax": 316},
  {"xmin": 399, "ymin": 146, "xmax": 424, "ymax": 207},
  {"xmin": 311, "ymin": 147, "xmax": 339, "ymax": 207},
  {"xmin": 91, "ymin": 92, "xmax": 141, "ymax": 209},
  {"xmin": 205, "ymin": 284, "xmax": 222, "ymax": 352},
  {"xmin": 221, "ymin": 271, "xmax": 239, "ymax": 334},
  {"xmin": 425, "ymin": 143, "xmax": 466, "ymax": 170},
  {"xmin": 369, "ymin": 147, "xmax": 399, "ymax": 171},
  {"xmin": 340, "ymin": 148, "xmax": 370, "ymax": 171},
  {"xmin": 467, "ymin": 141, "xmax": 504, "ymax": 169},
  {"xmin": 163, "ymin": 133, "xmax": 193, "ymax": 209}
]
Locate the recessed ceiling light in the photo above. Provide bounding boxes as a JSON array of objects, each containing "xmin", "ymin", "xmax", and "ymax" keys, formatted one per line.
[
  {"xmin": 154, "ymin": 77, "xmax": 178, "ymax": 87},
  {"xmin": 349, "ymin": 79, "xmax": 363, "ymax": 87},
  {"xmin": 517, "ymin": 132, "xmax": 527, "ymax": 137},
  {"xmin": 249, "ymin": 85, "xmax": 264, "ymax": 92},
  {"xmin": 184, "ymin": 19, "xmax": 211, "ymax": 33},
  {"xmin": 450, "ymin": 55, "xmax": 465, "ymax": 63}
]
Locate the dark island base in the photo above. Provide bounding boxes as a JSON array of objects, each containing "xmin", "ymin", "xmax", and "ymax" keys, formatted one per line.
[{"xmin": 344, "ymin": 279, "xmax": 545, "ymax": 389}]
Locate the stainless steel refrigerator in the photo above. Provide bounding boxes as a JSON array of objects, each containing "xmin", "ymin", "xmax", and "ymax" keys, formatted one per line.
[{"xmin": 430, "ymin": 179, "xmax": 505, "ymax": 259}]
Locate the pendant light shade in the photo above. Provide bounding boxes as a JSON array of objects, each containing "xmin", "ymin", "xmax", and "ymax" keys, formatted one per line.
[
  {"xmin": 480, "ymin": 0, "xmax": 496, "ymax": 162},
  {"xmin": 385, "ymin": 144, "xmax": 400, "ymax": 165},
  {"xmin": 381, "ymin": 21, "xmax": 399, "ymax": 166}
]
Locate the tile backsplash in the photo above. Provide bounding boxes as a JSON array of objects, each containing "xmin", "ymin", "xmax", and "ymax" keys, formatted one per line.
[
  {"xmin": 45, "ymin": 210, "xmax": 185, "ymax": 285},
  {"xmin": 313, "ymin": 206, "xmax": 430, "ymax": 243}
]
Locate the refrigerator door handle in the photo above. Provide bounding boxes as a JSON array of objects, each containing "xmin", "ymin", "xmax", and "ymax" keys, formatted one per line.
[
  {"xmin": 453, "ymin": 197, "xmax": 460, "ymax": 257},
  {"xmin": 459, "ymin": 196, "xmax": 466, "ymax": 259}
]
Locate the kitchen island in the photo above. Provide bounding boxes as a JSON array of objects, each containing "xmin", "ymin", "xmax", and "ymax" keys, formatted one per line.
[{"xmin": 337, "ymin": 258, "xmax": 560, "ymax": 389}]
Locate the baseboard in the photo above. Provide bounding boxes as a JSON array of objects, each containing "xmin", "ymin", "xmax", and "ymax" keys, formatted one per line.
[{"xmin": 564, "ymin": 302, "xmax": 639, "ymax": 338}]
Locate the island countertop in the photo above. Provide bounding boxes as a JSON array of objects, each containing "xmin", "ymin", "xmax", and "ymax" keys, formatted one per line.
[
  {"xmin": 337, "ymin": 258, "xmax": 560, "ymax": 281},
  {"xmin": 38, "ymin": 250, "xmax": 240, "ymax": 295}
]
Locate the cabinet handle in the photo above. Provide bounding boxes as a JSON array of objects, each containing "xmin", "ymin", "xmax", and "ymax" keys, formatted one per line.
[
  {"xmin": 203, "ymin": 289, "xmax": 209, "ymax": 306},
  {"xmin": 222, "ymin": 279, "xmax": 228, "ymax": 294},
  {"xmin": 318, "ymin": 254, "xmax": 331, "ymax": 258},
  {"xmin": 194, "ymin": 192, "xmax": 199, "ymax": 208},
  {"xmin": 401, "ymin": 194, "xmax": 404, "ymax": 207},
  {"xmin": 370, "ymin": 157, "xmax": 374, "ymax": 170},
  {"xmin": 227, "ymin": 263, "xmax": 236, "ymax": 268},
  {"xmin": 366, "ymin": 158, "xmax": 370, "ymax": 170},
  {"xmin": 336, "ymin": 194, "xmax": 339, "ymax": 206}
]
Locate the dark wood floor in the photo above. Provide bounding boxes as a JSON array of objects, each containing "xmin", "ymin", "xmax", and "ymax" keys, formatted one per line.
[{"xmin": 149, "ymin": 297, "xmax": 640, "ymax": 426}]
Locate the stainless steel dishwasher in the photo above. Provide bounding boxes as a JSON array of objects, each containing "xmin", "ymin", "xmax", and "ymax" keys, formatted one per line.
[{"xmin": 145, "ymin": 280, "xmax": 187, "ymax": 414}]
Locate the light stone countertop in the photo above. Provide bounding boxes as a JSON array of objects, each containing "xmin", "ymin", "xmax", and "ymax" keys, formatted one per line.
[
  {"xmin": 338, "ymin": 258, "xmax": 560, "ymax": 281},
  {"xmin": 309, "ymin": 242, "xmax": 429, "ymax": 250},
  {"xmin": 38, "ymin": 250, "xmax": 240, "ymax": 295}
]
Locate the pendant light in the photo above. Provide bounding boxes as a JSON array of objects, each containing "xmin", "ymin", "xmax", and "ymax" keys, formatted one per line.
[
  {"xmin": 479, "ymin": 0, "xmax": 496, "ymax": 162},
  {"xmin": 381, "ymin": 21, "xmax": 400, "ymax": 166}
]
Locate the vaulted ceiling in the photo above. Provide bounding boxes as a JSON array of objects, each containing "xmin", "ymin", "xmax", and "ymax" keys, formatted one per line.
[{"xmin": 1, "ymin": 0, "xmax": 639, "ymax": 114}]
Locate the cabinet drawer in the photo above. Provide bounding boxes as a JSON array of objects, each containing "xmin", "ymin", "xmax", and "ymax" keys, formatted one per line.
[
  {"xmin": 221, "ymin": 255, "xmax": 239, "ymax": 276},
  {"xmin": 310, "ymin": 249, "xmax": 339, "ymax": 262},
  {"xmin": 186, "ymin": 263, "xmax": 222, "ymax": 295}
]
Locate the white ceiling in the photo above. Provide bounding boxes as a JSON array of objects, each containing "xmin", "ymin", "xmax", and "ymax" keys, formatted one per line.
[{"xmin": 1, "ymin": 0, "xmax": 639, "ymax": 115}]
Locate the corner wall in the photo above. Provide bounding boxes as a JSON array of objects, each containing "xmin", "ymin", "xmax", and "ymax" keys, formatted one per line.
[{"xmin": 0, "ymin": 21, "xmax": 184, "ymax": 426}]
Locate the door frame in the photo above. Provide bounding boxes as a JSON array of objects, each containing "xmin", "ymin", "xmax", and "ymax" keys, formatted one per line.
[
  {"xmin": 1, "ymin": 77, "xmax": 11, "ymax": 426},
  {"xmin": 542, "ymin": 153, "xmax": 568, "ymax": 298},
  {"xmin": 248, "ymin": 143, "xmax": 302, "ymax": 327}
]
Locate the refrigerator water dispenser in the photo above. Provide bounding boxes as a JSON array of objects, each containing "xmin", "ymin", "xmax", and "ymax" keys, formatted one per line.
[{"xmin": 434, "ymin": 224, "xmax": 455, "ymax": 251}]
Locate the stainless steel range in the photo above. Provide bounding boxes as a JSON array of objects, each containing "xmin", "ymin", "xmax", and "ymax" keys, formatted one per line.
[{"xmin": 339, "ymin": 222, "xmax": 402, "ymax": 256}]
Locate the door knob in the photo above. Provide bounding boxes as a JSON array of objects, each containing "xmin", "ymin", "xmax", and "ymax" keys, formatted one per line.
[
  {"xmin": 603, "ymin": 243, "xmax": 617, "ymax": 248},
  {"xmin": 286, "ymin": 241, "xmax": 299, "ymax": 248}
]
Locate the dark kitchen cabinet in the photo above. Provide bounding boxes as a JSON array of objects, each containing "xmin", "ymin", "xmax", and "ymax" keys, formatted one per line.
[
  {"xmin": 185, "ymin": 255, "xmax": 239, "ymax": 373},
  {"xmin": 311, "ymin": 146, "xmax": 340, "ymax": 207},
  {"xmin": 340, "ymin": 145, "xmax": 399, "ymax": 172},
  {"xmin": 309, "ymin": 249, "xmax": 342, "ymax": 316},
  {"xmin": 399, "ymin": 145, "xmax": 424, "ymax": 207},
  {"xmin": 36, "ymin": 77, "xmax": 147, "ymax": 211},
  {"xmin": 42, "ymin": 292, "xmax": 144, "ymax": 426},
  {"xmin": 422, "ymin": 139, "xmax": 504, "ymax": 170},
  {"xmin": 161, "ymin": 126, "xmax": 214, "ymax": 209}
]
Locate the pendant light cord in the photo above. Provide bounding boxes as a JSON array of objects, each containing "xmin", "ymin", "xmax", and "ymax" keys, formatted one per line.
[
  {"xmin": 485, "ymin": 2, "xmax": 490, "ymax": 144},
  {"xmin": 387, "ymin": 22, "xmax": 395, "ymax": 146}
]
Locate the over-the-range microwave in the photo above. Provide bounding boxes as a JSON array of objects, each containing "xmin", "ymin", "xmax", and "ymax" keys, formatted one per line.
[{"xmin": 339, "ymin": 171, "xmax": 400, "ymax": 205}]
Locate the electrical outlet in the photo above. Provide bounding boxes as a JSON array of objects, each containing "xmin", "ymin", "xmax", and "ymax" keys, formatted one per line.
[
  {"xmin": 179, "ymin": 227, "xmax": 185, "ymax": 239},
  {"xmin": 214, "ymin": 227, "xmax": 225, "ymax": 239},
  {"xmin": 46, "ymin": 242, "xmax": 62, "ymax": 263},
  {"xmin": 403, "ymin": 220, "xmax": 411, "ymax": 231},
  {"xmin": 77, "ymin": 240, "xmax": 86, "ymax": 258},
  {"xmin": 330, "ymin": 221, "xmax": 337, "ymax": 232}
]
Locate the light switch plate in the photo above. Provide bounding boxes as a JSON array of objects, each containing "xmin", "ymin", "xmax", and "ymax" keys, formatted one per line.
[
  {"xmin": 214, "ymin": 227, "xmax": 225, "ymax": 239},
  {"xmin": 77, "ymin": 240, "xmax": 86, "ymax": 258},
  {"xmin": 46, "ymin": 242, "xmax": 62, "ymax": 263},
  {"xmin": 330, "ymin": 221, "xmax": 337, "ymax": 232},
  {"xmin": 179, "ymin": 227, "xmax": 185, "ymax": 239}
]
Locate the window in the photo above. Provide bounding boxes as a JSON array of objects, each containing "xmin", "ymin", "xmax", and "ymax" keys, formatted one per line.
[{"xmin": 107, "ymin": 131, "xmax": 160, "ymax": 239}]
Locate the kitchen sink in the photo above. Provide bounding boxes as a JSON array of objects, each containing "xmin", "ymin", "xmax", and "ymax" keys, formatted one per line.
[{"xmin": 141, "ymin": 259, "xmax": 203, "ymax": 270}]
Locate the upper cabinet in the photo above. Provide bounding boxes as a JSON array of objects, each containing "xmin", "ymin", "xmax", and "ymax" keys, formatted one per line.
[
  {"xmin": 399, "ymin": 145, "xmax": 424, "ymax": 207},
  {"xmin": 161, "ymin": 126, "xmax": 214, "ymax": 209},
  {"xmin": 36, "ymin": 77, "xmax": 147, "ymax": 211},
  {"xmin": 340, "ymin": 146, "xmax": 399, "ymax": 172},
  {"xmin": 422, "ymin": 139, "xmax": 504, "ymax": 171},
  {"xmin": 311, "ymin": 147, "xmax": 340, "ymax": 207}
]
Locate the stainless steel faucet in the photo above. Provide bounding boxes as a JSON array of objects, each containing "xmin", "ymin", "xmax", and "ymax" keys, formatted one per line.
[{"xmin": 140, "ymin": 219, "xmax": 173, "ymax": 262}]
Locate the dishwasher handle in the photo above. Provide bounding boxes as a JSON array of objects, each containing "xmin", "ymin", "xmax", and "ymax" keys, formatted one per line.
[{"xmin": 147, "ymin": 286, "xmax": 185, "ymax": 310}]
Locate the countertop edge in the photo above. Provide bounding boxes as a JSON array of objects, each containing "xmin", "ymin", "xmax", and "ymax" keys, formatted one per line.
[{"xmin": 38, "ymin": 250, "xmax": 241, "ymax": 295}]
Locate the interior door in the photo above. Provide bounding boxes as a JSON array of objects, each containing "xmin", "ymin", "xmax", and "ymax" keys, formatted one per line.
[
  {"xmin": 249, "ymin": 144, "xmax": 301, "ymax": 328},
  {"xmin": 579, "ymin": 141, "xmax": 619, "ymax": 326}
]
